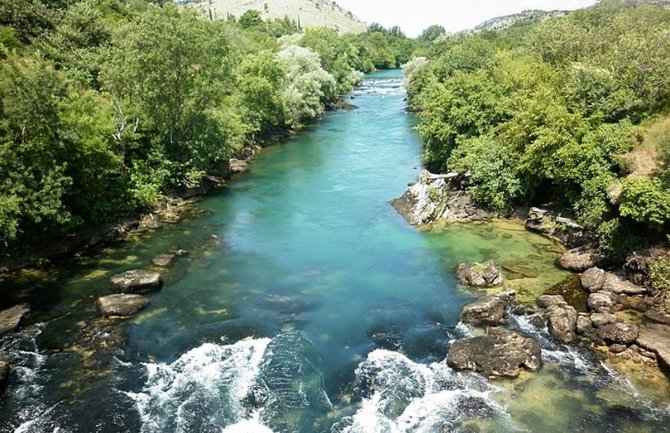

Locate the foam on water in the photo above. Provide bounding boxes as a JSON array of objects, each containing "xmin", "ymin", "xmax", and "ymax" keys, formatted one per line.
[
  {"xmin": 333, "ymin": 349, "xmax": 503, "ymax": 433},
  {"xmin": 354, "ymin": 78, "xmax": 405, "ymax": 96}
]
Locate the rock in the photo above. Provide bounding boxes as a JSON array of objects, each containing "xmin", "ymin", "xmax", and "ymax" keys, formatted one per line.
[
  {"xmin": 547, "ymin": 303, "xmax": 578, "ymax": 344},
  {"xmin": 597, "ymin": 322, "xmax": 639, "ymax": 345},
  {"xmin": 460, "ymin": 296, "xmax": 506, "ymax": 326},
  {"xmin": 601, "ymin": 273, "xmax": 647, "ymax": 295},
  {"xmin": 97, "ymin": 294, "xmax": 150, "ymax": 317},
  {"xmin": 109, "ymin": 270, "xmax": 163, "ymax": 294},
  {"xmin": 447, "ymin": 329, "xmax": 542, "ymax": 377},
  {"xmin": 588, "ymin": 291, "xmax": 615, "ymax": 313},
  {"xmin": 228, "ymin": 158, "xmax": 250, "ymax": 174},
  {"xmin": 637, "ymin": 323, "xmax": 670, "ymax": 370},
  {"xmin": 576, "ymin": 315, "xmax": 592, "ymax": 334},
  {"xmin": 537, "ymin": 295, "xmax": 567, "ymax": 309},
  {"xmin": 457, "ymin": 261, "xmax": 504, "ymax": 287},
  {"xmin": 530, "ymin": 314, "xmax": 546, "ymax": 329},
  {"xmin": 645, "ymin": 309, "xmax": 670, "ymax": 325},
  {"xmin": 139, "ymin": 214, "xmax": 162, "ymax": 230},
  {"xmin": 559, "ymin": 246, "xmax": 602, "ymax": 272},
  {"xmin": 0, "ymin": 358, "xmax": 8, "ymax": 392},
  {"xmin": 151, "ymin": 253, "xmax": 176, "ymax": 267},
  {"xmin": 525, "ymin": 207, "xmax": 588, "ymax": 248},
  {"xmin": 590, "ymin": 312, "xmax": 618, "ymax": 327},
  {"xmin": 609, "ymin": 344, "xmax": 628, "ymax": 354},
  {"xmin": 0, "ymin": 304, "xmax": 31, "ymax": 336},
  {"xmin": 174, "ymin": 249, "xmax": 189, "ymax": 257},
  {"xmin": 502, "ymin": 262, "xmax": 539, "ymax": 279},
  {"xmin": 581, "ymin": 268, "xmax": 606, "ymax": 292}
]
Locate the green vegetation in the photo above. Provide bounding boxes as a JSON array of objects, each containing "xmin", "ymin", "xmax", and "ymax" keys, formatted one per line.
[
  {"xmin": 405, "ymin": 0, "xmax": 670, "ymax": 253},
  {"xmin": 0, "ymin": 0, "xmax": 414, "ymax": 256}
]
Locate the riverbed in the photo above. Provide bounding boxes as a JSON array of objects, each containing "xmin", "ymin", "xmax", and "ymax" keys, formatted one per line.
[{"xmin": 0, "ymin": 70, "xmax": 668, "ymax": 433}]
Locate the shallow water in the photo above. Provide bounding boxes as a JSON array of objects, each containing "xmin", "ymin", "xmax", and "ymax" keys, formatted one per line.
[{"xmin": 0, "ymin": 70, "xmax": 668, "ymax": 433}]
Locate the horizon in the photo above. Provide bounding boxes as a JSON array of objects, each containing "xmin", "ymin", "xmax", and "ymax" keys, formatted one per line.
[{"xmin": 334, "ymin": 0, "xmax": 599, "ymax": 37}]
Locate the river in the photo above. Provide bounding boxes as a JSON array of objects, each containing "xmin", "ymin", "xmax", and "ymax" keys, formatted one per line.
[{"xmin": 0, "ymin": 70, "xmax": 669, "ymax": 433}]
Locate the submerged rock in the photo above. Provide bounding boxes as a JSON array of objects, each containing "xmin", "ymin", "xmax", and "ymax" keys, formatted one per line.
[
  {"xmin": 460, "ymin": 292, "xmax": 515, "ymax": 326},
  {"xmin": 152, "ymin": 253, "xmax": 176, "ymax": 268},
  {"xmin": 0, "ymin": 357, "xmax": 8, "ymax": 392},
  {"xmin": 97, "ymin": 294, "xmax": 150, "ymax": 317},
  {"xmin": 0, "ymin": 303, "xmax": 31, "ymax": 336},
  {"xmin": 447, "ymin": 329, "xmax": 542, "ymax": 377},
  {"xmin": 457, "ymin": 260, "xmax": 504, "ymax": 287},
  {"xmin": 109, "ymin": 270, "xmax": 163, "ymax": 294}
]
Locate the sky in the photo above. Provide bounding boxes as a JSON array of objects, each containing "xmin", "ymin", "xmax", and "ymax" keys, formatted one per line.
[{"xmin": 334, "ymin": 0, "xmax": 599, "ymax": 37}]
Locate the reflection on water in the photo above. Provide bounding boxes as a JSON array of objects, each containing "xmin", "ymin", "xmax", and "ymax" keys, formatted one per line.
[{"xmin": 0, "ymin": 71, "xmax": 668, "ymax": 433}]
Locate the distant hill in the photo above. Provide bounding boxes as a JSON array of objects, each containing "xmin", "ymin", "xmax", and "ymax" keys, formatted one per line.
[
  {"xmin": 194, "ymin": 0, "xmax": 367, "ymax": 34},
  {"xmin": 474, "ymin": 9, "xmax": 569, "ymax": 32}
]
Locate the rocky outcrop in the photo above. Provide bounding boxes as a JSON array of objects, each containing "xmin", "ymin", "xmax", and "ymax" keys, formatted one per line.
[
  {"xmin": 447, "ymin": 329, "xmax": 542, "ymax": 377},
  {"xmin": 460, "ymin": 292, "xmax": 515, "ymax": 326},
  {"xmin": 637, "ymin": 323, "xmax": 670, "ymax": 371},
  {"xmin": 109, "ymin": 270, "xmax": 163, "ymax": 294},
  {"xmin": 0, "ymin": 304, "xmax": 31, "ymax": 337},
  {"xmin": 457, "ymin": 260, "xmax": 504, "ymax": 287},
  {"xmin": 391, "ymin": 170, "xmax": 490, "ymax": 225},
  {"xmin": 525, "ymin": 207, "xmax": 589, "ymax": 248},
  {"xmin": 151, "ymin": 253, "xmax": 176, "ymax": 267},
  {"xmin": 97, "ymin": 294, "xmax": 150, "ymax": 317},
  {"xmin": 559, "ymin": 246, "xmax": 604, "ymax": 272},
  {"xmin": 0, "ymin": 357, "xmax": 8, "ymax": 392}
]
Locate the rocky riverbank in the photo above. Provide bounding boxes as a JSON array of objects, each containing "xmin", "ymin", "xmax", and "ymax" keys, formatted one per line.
[{"xmin": 393, "ymin": 169, "xmax": 670, "ymax": 380}]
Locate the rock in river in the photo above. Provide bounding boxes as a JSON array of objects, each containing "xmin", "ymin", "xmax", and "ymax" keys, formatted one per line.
[
  {"xmin": 547, "ymin": 300, "xmax": 578, "ymax": 344},
  {"xmin": 559, "ymin": 247, "xmax": 602, "ymax": 272},
  {"xmin": 457, "ymin": 260, "xmax": 504, "ymax": 287},
  {"xmin": 637, "ymin": 323, "xmax": 670, "ymax": 371},
  {"xmin": 0, "ymin": 303, "xmax": 31, "ymax": 337},
  {"xmin": 110, "ymin": 270, "xmax": 163, "ymax": 294},
  {"xmin": 597, "ymin": 322, "xmax": 639, "ymax": 345},
  {"xmin": 447, "ymin": 329, "xmax": 542, "ymax": 377},
  {"xmin": 581, "ymin": 268, "xmax": 607, "ymax": 292},
  {"xmin": 460, "ymin": 292, "xmax": 515, "ymax": 326},
  {"xmin": 152, "ymin": 253, "xmax": 176, "ymax": 267},
  {"xmin": 97, "ymin": 294, "xmax": 150, "ymax": 317},
  {"xmin": 588, "ymin": 291, "xmax": 615, "ymax": 314}
]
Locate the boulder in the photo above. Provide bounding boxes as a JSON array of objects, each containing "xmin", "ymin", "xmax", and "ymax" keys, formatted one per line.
[
  {"xmin": 590, "ymin": 312, "xmax": 618, "ymax": 327},
  {"xmin": 447, "ymin": 329, "xmax": 542, "ymax": 377},
  {"xmin": 0, "ymin": 357, "xmax": 8, "ymax": 392},
  {"xmin": 228, "ymin": 158, "xmax": 250, "ymax": 174},
  {"xmin": 597, "ymin": 322, "xmax": 639, "ymax": 345},
  {"xmin": 637, "ymin": 323, "xmax": 670, "ymax": 370},
  {"xmin": 580, "ymin": 268, "xmax": 607, "ymax": 292},
  {"xmin": 97, "ymin": 294, "xmax": 150, "ymax": 317},
  {"xmin": 588, "ymin": 291, "xmax": 615, "ymax": 314},
  {"xmin": 576, "ymin": 315, "xmax": 592, "ymax": 334},
  {"xmin": 460, "ymin": 295, "xmax": 508, "ymax": 326},
  {"xmin": 525, "ymin": 207, "xmax": 588, "ymax": 248},
  {"xmin": 645, "ymin": 309, "xmax": 670, "ymax": 325},
  {"xmin": 559, "ymin": 247, "xmax": 602, "ymax": 272},
  {"xmin": 547, "ymin": 303, "xmax": 578, "ymax": 344},
  {"xmin": 0, "ymin": 304, "xmax": 31, "ymax": 336},
  {"xmin": 109, "ymin": 270, "xmax": 163, "ymax": 294},
  {"xmin": 139, "ymin": 214, "xmax": 162, "ymax": 230},
  {"xmin": 601, "ymin": 273, "xmax": 647, "ymax": 295},
  {"xmin": 537, "ymin": 295, "xmax": 567, "ymax": 309},
  {"xmin": 457, "ymin": 261, "xmax": 504, "ymax": 287},
  {"xmin": 151, "ymin": 253, "xmax": 176, "ymax": 268}
]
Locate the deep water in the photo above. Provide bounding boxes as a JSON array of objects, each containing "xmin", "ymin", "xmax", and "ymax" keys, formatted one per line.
[{"xmin": 0, "ymin": 70, "xmax": 669, "ymax": 433}]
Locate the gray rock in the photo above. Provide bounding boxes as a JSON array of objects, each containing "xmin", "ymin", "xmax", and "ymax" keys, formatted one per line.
[
  {"xmin": 537, "ymin": 295, "xmax": 567, "ymax": 309},
  {"xmin": 152, "ymin": 253, "xmax": 176, "ymax": 267},
  {"xmin": 139, "ymin": 215, "xmax": 162, "ymax": 230},
  {"xmin": 0, "ymin": 357, "xmax": 8, "ymax": 392},
  {"xmin": 547, "ymin": 303, "xmax": 578, "ymax": 344},
  {"xmin": 602, "ymin": 273, "xmax": 647, "ymax": 295},
  {"xmin": 110, "ymin": 270, "xmax": 163, "ymax": 294},
  {"xmin": 0, "ymin": 304, "xmax": 30, "ymax": 337},
  {"xmin": 645, "ymin": 309, "xmax": 670, "ymax": 325},
  {"xmin": 447, "ymin": 329, "xmax": 542, "ymax": 377},
  {"xmin": 457, "ymin": 260, "xmax": 504, "ymax": 287},
  {"xmin": 228, "ymin": 158, "xmax": 250, "ymax": 174},
  {"xmin": 609, "ymin": 344, "xmax": 628, "ymax": 354},
  {"xmin": 590, "ymin": 312, "xmax": 618, "ymax": 327},
  {"xmin": 597, "ymin": 322, "xmax": 640, "ymax": 345},
  {"xmin": 559, "ymin": 247, "xmax": 602, "ymax": 272},
  {"xmin": 97, "ymin": 294, "xmax": 150, "ymax": 317},
  {"xmin": 530, "ymin": 314, "xmax": 546, "ymax": 329},
  {"xmin": 588, "ymin": 291, "xmax": 615, "ymax": 313},
  {"xmin": 525, "ymin": 207, "xmax": 588, "ymax": 248},
  {"xmin": 460, "ymin": 296, "xmax": 506, "ymax": 326},
  {"xmin": 637, "ymin": 323, "xmax": 670, "ymax": 369},
  {"xmin": 581, "ymin": 268, "xmax": 606, "ymax": 292},
  {"xmin": 576, "ymin": 315, "xmax": 592, "ymax": 334}
]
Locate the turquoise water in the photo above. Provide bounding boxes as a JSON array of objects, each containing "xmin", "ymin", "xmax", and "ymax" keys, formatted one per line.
[{"xmin": 0, "ymin": 70, "xmax": 669, "ymax": 433}]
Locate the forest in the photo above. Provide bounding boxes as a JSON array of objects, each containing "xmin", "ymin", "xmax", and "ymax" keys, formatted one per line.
[
  {"xmin": 0, "ymin": 0, "xmax": 415, "ymax": 255},
  {"xmin": 404, "ymin": 0, "xmax": 670, "ymax": 257}
]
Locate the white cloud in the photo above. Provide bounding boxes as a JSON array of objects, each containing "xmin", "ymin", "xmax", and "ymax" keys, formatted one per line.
[{"xmin": 335, "ymin": 0, "xmax": 598, "ymax": 37}]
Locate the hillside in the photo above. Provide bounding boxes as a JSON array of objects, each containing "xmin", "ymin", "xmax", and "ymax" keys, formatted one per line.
[
  {"xmin": 195, "ymin": 0, "xmax": 367, "ymax": 34},
  {"xmin": 474, "ymin": 9, "xmax": 569, "ymax": 32}
]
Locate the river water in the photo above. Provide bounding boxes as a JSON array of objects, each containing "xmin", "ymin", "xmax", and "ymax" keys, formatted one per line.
[{"xmin": 0, "ymin": 70, "xmax": 669, "ymax": 433}]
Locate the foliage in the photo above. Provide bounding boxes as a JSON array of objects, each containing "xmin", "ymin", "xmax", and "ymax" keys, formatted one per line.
[
  {"xmin": 649, "ymin": 255, "xmax": 670, "ymax": 293},
  {"xmin": 619, "ymin": 178, "xmax": 670, "ymax": 230}
]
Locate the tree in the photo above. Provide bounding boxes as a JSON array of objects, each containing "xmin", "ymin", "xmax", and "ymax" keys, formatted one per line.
[
  {"xmin": 239, "ymin": 9, "xmax": 263, "ymax": 29},
  {"xmin": 419, "ymin": 25, "xmax": 446, "ymax": 42}
]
